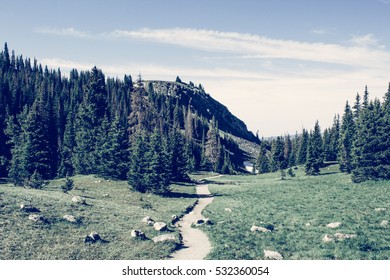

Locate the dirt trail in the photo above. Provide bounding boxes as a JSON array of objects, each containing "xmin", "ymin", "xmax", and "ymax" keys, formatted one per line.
[{"xmin": 170, "ymin": 177, "xmax": 219, "ymax": 260}]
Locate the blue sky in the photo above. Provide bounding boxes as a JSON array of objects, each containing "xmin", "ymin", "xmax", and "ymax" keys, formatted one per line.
[{"xmin": 1, "ymin": 0, "xmax": 390, "ymax": 136}]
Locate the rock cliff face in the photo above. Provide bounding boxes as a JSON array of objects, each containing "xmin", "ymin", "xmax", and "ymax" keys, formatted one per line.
[{"xmin": 145, "ymin": 80, "xmax": 259, "ymax": 145}]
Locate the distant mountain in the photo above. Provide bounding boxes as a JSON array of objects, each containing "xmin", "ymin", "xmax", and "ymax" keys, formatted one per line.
[{"xmin": 146, "ymin": 80, "xmax": 259, "ymax": 144}]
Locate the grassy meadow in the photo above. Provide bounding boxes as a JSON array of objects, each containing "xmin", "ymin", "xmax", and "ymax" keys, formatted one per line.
[
  {"xmin": 202, "ymin": 165, "xmax": 390, "ymax": 260},
  {"xmin": 0, "ymin": 175, "xmax": 197, "ymax": 260}
]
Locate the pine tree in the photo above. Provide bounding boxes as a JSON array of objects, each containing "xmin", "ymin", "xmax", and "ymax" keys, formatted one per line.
[
  {"xmin": 305, "ymin": 121, "xmax": 323, "ymax": 175},
  {"xmin": 257, "ymin": 141, "xmax": 270, "ymax": 174},
  {"xmin": 297, "ymin": 129, "xmax": 309, "ymax": 165},
  {"xmin": 270, "ymin": 136, "xmax": 285, "ymax": 172},
  {"xmin": 147, "ymin": 128, "xmax": 171, "ymax": 194},
  {"xmin": 58, "ymin": 108, "xmax": 76, "ymax": 177},
  {"xmin": 5, "ymin": 112, "xmax": 29, "ymax": 185},
  {"xmin": 352, "ymin": 99, "xmax": 389, "ymax": 182},
  {"xmin": 339, "ymin": 102, "xmax": 355, "ymax": 173},
  {"xmin": 23, "ymin": 96, "xmax": 52, "ymax": 179},
  {"xmin": 169, "ymin": 128, "xmax": 189, "ymax": 181},
  {"xmin": 128, "ymin": 132, "xmax": 149, "ymax": 193}
]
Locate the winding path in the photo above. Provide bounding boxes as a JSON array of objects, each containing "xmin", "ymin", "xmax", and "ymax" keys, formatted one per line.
[{"xmin": 170, "ymin": 178, "xmax": 218, "ymax": 260}]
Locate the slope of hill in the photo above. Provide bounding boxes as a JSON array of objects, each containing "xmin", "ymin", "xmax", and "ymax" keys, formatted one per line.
[{"xmin": 146, "ymin": 80, "xmax": 259, "ymax": 144}]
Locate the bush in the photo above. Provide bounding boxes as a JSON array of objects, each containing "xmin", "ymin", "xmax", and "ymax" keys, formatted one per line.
[
  {"xmin": 26, "ymin": 170, "xmax": 45, "ymax": 189},
  {"xmin": 61, "ymin": 177, "xmax": 74, "ymax": 193}
]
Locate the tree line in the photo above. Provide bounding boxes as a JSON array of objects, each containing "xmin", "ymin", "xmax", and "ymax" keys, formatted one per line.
[
  {"xmin": 0, "ymin": 43, "xmax": 240, "ymax": 194},
  {"xmin": 256, "ymin": 85, "xmax": 390, "ymax": 182}
]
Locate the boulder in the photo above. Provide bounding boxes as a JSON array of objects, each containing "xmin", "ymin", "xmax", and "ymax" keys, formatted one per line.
[
  {"xmin": 85, "ymin": 231, "xmax": 101, "ymax": 243},
  {"xmin": 153, "ymin": 222, "xmax": 167, "ymax": 231},
  {"xmin": 251, "ymin": 225, "xmax": 270, "ymax": 233},
  {"xmin": 264, "ymin": 250, "xmax": 283, "ymax": 260},
  {"xmin": 142, "ymin": 216, "xmax": 155, "ymax": 226},
  {"xmin": 326, "ymin": 222, "xmax": 342, "ymax": 229},
  {"xmin": 28, "ymin": 214, "xmax": 42, "ymax": 222},
  {"xmin": 152, "ymin": 234, "xmax": 176, "ymax": 243},
  {"xmin": 380, "ymin": 220, "xmax": 388, "ymax": 227},
  {"xmin": 63, "ymin": 214, "xmax": 77, "ymax": 223},
  {"xmin": 131, "ymin": 230, "xmax": 146, "ymax": 240},
  {"xmin": 20, "ymin": 204, "xmax": 40, "ymax": 213},
  {"xmin": 322, "ymin": 234, "xmax": 334, "ymax": 243},
  {"xmin": 224, "ymin": 208, "xmax": 232, "ymax": 212},
  {"xmin": 375, "ymin": 207, "xmax": 386, "ymax": 212},
  {"xmin": 334, "ymin": 233, "xmax": 356, "ymax": 241},
  {"xmin": 72, "ymin": 196, "xmax": 86, "ymax": 205},
  {"xmin": 102, "ymin": 194, "xmax": 110, "ymax": 198}
]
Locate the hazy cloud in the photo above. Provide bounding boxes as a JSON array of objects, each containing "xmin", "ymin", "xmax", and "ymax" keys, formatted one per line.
[
  {"xmin": 110, "ymin": 28, "xmax": 390, "ymax": 68},
  {"xmin": 35, "ymin": 27, "xmax": 91, "ymax": 38}
]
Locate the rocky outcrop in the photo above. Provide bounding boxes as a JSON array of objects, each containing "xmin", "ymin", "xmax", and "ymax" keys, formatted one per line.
[
  {"xmin": 264, "ymin": 250, "xmax": 283, "ymax": 260},
  {"xmin": 152, "ymin": 234, "xmax": 176, "ymax": 243},
  {"xmin": 153, "ymin": 222, "xmax": 167, "ymax": 231}
]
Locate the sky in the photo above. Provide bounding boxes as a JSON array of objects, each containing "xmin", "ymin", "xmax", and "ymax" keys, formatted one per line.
[{"xmin": 1, "ymin": 0, "xmax": 390, "ymax": 137}]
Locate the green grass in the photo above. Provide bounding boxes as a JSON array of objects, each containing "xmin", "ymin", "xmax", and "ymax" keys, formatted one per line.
[
  {"xmin": 0, "ymin": 175, "xmax": 197, "ymax": 260},
  {"xmin": 203, "ymin": 165, "xmax": 390, "ymax": 260}
]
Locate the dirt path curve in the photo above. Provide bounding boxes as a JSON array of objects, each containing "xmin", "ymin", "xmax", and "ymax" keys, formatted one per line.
[{"xmin": 170, "ymin": 176, "xmax": 221, "ymax": 260}]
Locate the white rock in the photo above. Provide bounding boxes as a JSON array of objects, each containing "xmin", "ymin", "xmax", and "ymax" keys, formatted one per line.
[
  {"xmin": 153, "ymin": 222, "xmax": 167, "ymax": 231},
  {"xmin": 142, "ymin": 216, "xmax": 154, "ymax": 226},
  {"xmin": 380, "ymin": 220, "xmax": 388, "ymax": 227},
  {"xmin": 152, "ymin": 234, "xmax": 176, "ymax": 243},
  {"xmin": 85, "ymin": 231, "xmax": 101, "ymax": 243},
  {"xmin": 224, "ymin": 208, "xmax": 232, "ymax": 212},
  {"xmin": 131, "ymin": 229, "xmax": 145, "ymax": 239},
  {"xmin": 334, "ymin": 233, "xmax": 357, "ymax": 240},
  {"xmin": 264, "ymin": 250, "xmax": 283, "ymax": 260},
  {"xmin": 251, "ymin": 225, "xmax": 270, "ymax": 233},
  {"xmin": 322, "ymin": 234, "xmax": 334, "ymax": 243},
  {"xmin": 326, "ymin": 222, "xmax": 342, "ymax": 229},
  {"xmin": 375, "ymin": 208, "xmax": 386, "ymax": 212},
  {"xmin": 28, "ymin": 214, "xmax": 42, "ymax": 222},
  {"xmin": 72, "ymin": 196, "xmax": 86, "ymax": 204},
  {"xmin": 63, "ymin": 214, "xmax": 76, "ymax": 222},
  {"xmin": 102, "ymin": 194, "xmax": 110, "ymax": 198}
]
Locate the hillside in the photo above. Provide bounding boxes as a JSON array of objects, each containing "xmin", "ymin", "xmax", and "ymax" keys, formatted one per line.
[{"xmin": 145, "ymin": 80, "xmax": 259, "ymax": 144}]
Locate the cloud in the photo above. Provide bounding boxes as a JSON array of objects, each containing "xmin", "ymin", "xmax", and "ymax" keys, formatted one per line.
[
  {"xmin": 35, "ymin": 27, "xmax": 91, "ymax": 38},
  {"xmin": 311, "ymin": 29, "xmax": 327, "ymax": 35},
  {"xmin": 109, "ymin": 28, "xmax": 390, "ymax": 68},
  {"xmin": 349, "ymin": 34, "xmax": 379, "ymax": 47}
]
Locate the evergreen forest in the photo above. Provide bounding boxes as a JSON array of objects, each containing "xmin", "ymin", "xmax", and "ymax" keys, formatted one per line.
[{"xmin": 0, "ymin": 43, "xmax": 242, "ymax": 194}]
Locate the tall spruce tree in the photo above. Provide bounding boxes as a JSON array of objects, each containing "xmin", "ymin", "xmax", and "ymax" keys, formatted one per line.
[
  {"xmin": 297, "ymin": 129, "xmax": 309, "ymax": 165},
  {"xmin": 257, "ymin": 140, "xmax": 270, "ymax": 174},
  {"xmin": 305, "ymin": 121, "xmax": 323, "ymax": 175},
  {"xmin": 339, "ymin": 102, "xmax": 355, "ymax": 173}
]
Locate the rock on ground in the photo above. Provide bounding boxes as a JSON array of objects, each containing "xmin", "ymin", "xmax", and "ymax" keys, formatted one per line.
[
  {"xmin": 251, "ymin": 225, "xmax": 270, "ymax": 233},
  {"xmin": 153, "ymin": 222, "xmax": 167, "ymax": 231},
  {"xmin": 375, "ymin": 208, "xmax": 386, "ymax": 212},
  {"xmin": 131, "ymin": 230, "xmax": 146, "ymax": 239},
  {"xmin": 152, "ymin": 234, "xmax": 176, "ymax": 243},
  {"xmin": 264, "ymin": 250, "xmax": 283, "ymax": 260},
  {"xmin": 334, "ymin": 233, "xmax": 357, "ymax": 240},
  {"xmin": 20, "ymin": 204, "xmax": 40, "ymax": 213},
  {"xmin": 28, "ymin": 214, "xmax": 42, "ymax": 222},
  {"xmin": 142, "ymin": 216, "xmax": 155, "ymax": 226},
  {"xmin": 224, "ymin": 208, "xmax": 232, "ymax": 212},
  {"xmin": 63, "ymin": 214, "xmax": 77, "ymax": 222},
  {"xmin": 322, "ymin": 234, "xmax": 334, "ymax": 243},
  {"xmin": 380, "ymin": 220, "xmax": 388, "ymax": 227},
  {"xmin": 323, "ymin": 233, "xmax": 357, "ymax": 242},
  {"xmin": 85, "ymin": 231, "xmax": 101, "ymax": 243},
  {"xmin": 72, "ymin": 196, "xmax": 86, "ymax": 205},
  {"xmin": 326, "ymin": 222, "xmax": 342, "ymax": 229}
]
